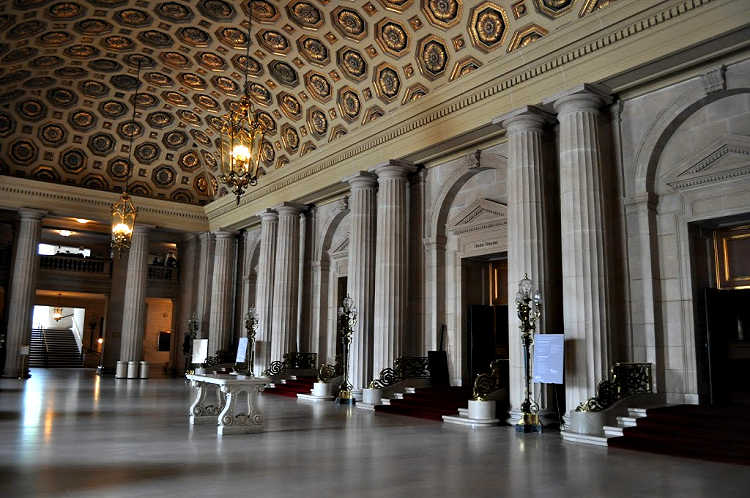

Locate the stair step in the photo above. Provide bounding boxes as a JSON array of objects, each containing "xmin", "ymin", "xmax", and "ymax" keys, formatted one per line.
[
  {"xmin": 603, "ymin": 425, "xmax": 624, "ymax": 437},
  {"xmin": 617, "ymin": 416, "xmax": 638, "ymax": 427}
]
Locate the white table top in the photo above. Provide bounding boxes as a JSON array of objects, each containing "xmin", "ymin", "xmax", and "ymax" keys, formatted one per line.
[{"xmin": 186, "ymin": 373, "xmax": 271, "ymax": 386}]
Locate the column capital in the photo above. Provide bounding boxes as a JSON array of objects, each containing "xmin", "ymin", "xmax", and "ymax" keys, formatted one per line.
[
  {"xmin": 198, "ymin": 231, "xmax": 214, "ymax": 242},
  {"xmin": 274, "ymin": 201, "xmax": 305, "ymax": 216},
  {"xmin": 212, "ymin": 230, "xmax": 236, "ymax": 240},
  {"xmin": 493, "ymin": 105, "xmax": 555, "ymax": 131},
  {"xmin": 17, "ymin": 208, "xmax": 46, "ymax": 220},
  {"xmin": 257, "ymin": 208, "xmax": 278, "ymax": 222},
  {"xmin": 343, "ymin": 171, "xmax": 378, "ymax": 189},
  {"xmin": 133, "ymin": 224, "xmax": 153, "ymax": 234},
  {"xmin": 371, "ymin": 159, "xmax": 417, "ymax": 179},
  {"xmin": 544, "ymin": 83, "xmax": 613, "ymax": 114}
]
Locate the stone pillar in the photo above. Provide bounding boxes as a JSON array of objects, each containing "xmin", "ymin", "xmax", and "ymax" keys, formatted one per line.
[
  {"xmin": 547, "ymin": 85, "xmax": 613, "ymax": 415},
  {"xmin": 372, "ymin": 160, "xmax": 416, "ymax": 375},
  {"xmin": 194, "ymin": 232, "xmax": 215, "ymax": 339},
  {"xmin": 254, "ymin": 209, "xmax": 278, "ymax": 374},
  {"xmin": 345, "ymin": 172, "xmax": 378, "ymax": 393},
  {"xmin": 497, "ymin": 105, "xmax": 556, "ymax": 416},
  {"xmin": 296, "ymin": 211, "xmax": 307, "ymax": 352},
  {"xmin": 2, "ymin": 208, "xmax": 45, "ymax": 378},
  {"xmin": 271, "ymin": 203, "xmax": 302, "ymax": 361},
  {"xmin": 208, "ymin": 231, "xmax": 235, "ymax": 355},
  {"xmin": 175, "ymin": 233, "xmax": 198, "ymax": 373},
  {"xmin": 119, "ymin": 224, "xmax": 151, "ymax": 362}
]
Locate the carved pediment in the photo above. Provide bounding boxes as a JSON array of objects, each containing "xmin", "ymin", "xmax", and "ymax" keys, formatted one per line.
[
  {"xmin": 447, "ymin": 198, "xmax": 507, "ymax": 235},
  {"xmin": 666, "ymin": 135, "xmax": 750, "ymax": 190}
]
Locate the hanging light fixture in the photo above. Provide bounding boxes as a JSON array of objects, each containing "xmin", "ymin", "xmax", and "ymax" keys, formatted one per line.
[
  {"xmin": 53, "ymin": 293, "xmax": 64, "ymax": 322},
  {"xmin": 217, "ymin": 0, "xmax": 266, "ymax": 206},
  {"xmin": 111, "ymin": 60, "xmax": 142, "ymax": 256}
]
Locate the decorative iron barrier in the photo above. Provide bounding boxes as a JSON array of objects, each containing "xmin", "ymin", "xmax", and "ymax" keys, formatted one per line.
[
  {"xmin": 262, "ymin": 352, "xmax": 318, "ymax": 376},
  {"xmin": 40, "ymin": 255, "xmax": 111, "ymax": 274},
  {"xmin": 369, "ymin": 356, "xmax": 431, "ymax": 389},
  {"xmin": 147, "ymin": 265, "xmax": 178, "ymax": 281},
  {"xmin": 576, "ymin": 362, "xmax": 653, "ymax": 412},
  {"xmin": 472, "ymin": 359, "xmax": 506, "ymax": 401}
]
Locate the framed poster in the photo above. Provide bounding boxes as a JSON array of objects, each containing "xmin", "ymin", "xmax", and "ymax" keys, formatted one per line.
[
  {"xmin": 532, "ymin": 334, "xmax": 564, "ymax": 384},
  {"xmin": 192, "ymin": 339, "xmax": 208, "ymax": 365},
  {"xmin": 236, "ymin": 337, "xmax": 248, "ymax": 363}
]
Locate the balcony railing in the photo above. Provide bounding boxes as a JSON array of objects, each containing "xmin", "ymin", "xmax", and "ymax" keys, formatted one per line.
[
  {"xmin": 147, "ymin": 265, "xmax": 178, "ymax": 281},
  {"xmin": 39, "ymin": 254, "xmax": 112, "ymax": 275}
]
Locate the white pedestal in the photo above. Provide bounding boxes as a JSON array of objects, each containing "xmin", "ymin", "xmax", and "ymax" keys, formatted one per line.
[
  {"xmin": 126, "ymin": 361, "xmax": 138, "ymax": 379},
  {"xmin": 297, "ymin": 382, "xmax": 335, "ymax": 402},
  {"xmin": 139, "ymin": 361, "xmax": 149, "ymax": 379},
  {"xmin": 115, "ymin": 361, "xmax": 127, "ymax": 378},
  {"xmin": 443, "ymin": 400, "xmax": 500, "ymax": 427},
  {"xmin": 363, "ymin": 388, "xmax": 383, "ymax": 405}
]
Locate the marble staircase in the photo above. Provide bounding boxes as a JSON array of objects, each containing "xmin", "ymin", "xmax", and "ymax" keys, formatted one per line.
[
  {"xmin": 29, "ymin": 328, "xmax": 83, "ymax": 368},
  {"xmin": 262, "ymin": 376, "xmax": 315, "ymax": 398},
  {"xmin": 371, "ymin": 386, "xmax": 474, "ymax": 421}
]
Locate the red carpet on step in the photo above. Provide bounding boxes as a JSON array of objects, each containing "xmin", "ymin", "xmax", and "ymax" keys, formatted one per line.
[
  {"xmin": 374, "ymin": 386, "xmax": 473, "ymax": 421},
  {"xmin": 607, "ymin": 404, "xmax": 750, "ymax": 466},
  {"xmin": 262, "ymin": 378, "xmax": 316, "ymax": 398}
]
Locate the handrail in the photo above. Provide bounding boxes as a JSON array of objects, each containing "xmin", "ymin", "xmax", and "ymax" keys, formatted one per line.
[
  {"xmin": 369, "ymin": 356, "xmax": 431, "ymax": 389},
  {"xmin": 147, "ymin": 265, "xmax": 179, "ymax": 281},
  {"xmin": 40, "ymin": 327, "xmax": 49, "ymax": 368},
  {"xmin": 39, "ymin": 254, "xmax": 112, "ymax": 275},
  {"xmin": 576, "ymin": 362, "xmax": 653, "ymax": 412}
]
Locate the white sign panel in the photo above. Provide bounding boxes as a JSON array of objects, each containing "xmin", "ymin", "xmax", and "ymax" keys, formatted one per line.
[
  {"xmin": 236, "ymin": 337, "xmax": 248, "ymax": 363},
  {"xmin": 532, "ymin": 334, "xmax": 564, "ymax": 384},
  {"xmin": 192, "ymin": 339, "xmax": 208, "ymax": 365}
]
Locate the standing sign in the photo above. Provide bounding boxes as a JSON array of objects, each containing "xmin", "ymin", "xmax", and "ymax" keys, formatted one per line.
[
  {"xmin": 236, "ymin": 337, "xmax": 248, "ymax": 363},
  {"xmin": 192, "ymin": 339, "xmax": 208, "ymax": 365},
  {"xmin": 532, "ymin": 334, "xmax": 564, "ymax": 384}
]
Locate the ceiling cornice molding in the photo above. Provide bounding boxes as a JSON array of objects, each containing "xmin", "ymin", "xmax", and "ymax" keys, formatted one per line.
[
  {"xmin": 0, "ymin": 176, "xmax": 208, "ymax": 233},
  {"xmin": 205, "ymin": 0, "xmax": 746, "ymax": 229}
]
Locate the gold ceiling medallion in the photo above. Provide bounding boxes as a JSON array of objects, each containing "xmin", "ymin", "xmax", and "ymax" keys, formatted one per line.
[
  {"xmin": 248, "ymin": 1, "xmax": 279, "ymax": 23},
  {"xmin": 373, "ymin": 62, "xmax": 401, "ymax": 103},
  {"xmin": 422, "ymin": 0, "xmax": 463, "ymax": 29},
  {"xmin": 217, "ymin": 0, "xmax": 267, "ymax": 206},
  {"xmin": 304, "ymin": 71, "xmax": 333, "ymax": 103},
  {"xmin": 468, "ymin": 2, "xmax": 509, "ymax": 52},
  {"xmin": 534, "ymin": 0, "xmax": 575, "ymax": 19},
  {"xmin": 331, "ymin": 7, "xmax": 367, "ymax": 42},
  {"xmin": 450, "ymin": 56, "xmax": 482, "ymax": 81},
  {"xmin": 280, "ymin": 123, "xmax": 300, "ymax": 154},
  {"xmin": 507, "ymin": 24, "xmax": 548, "ymax": 52},
  {"xmin": 256, "ymin": 28, "xmax": 291, "ymax": 55},
  {"xmin": 416, "ymin": 34, "xmax": 449, "ymax": 80},
  {"xmin": 297, "ymin": 35, "xmax": 330, "ymax": 66},
  {"xmin": 337, "ymin": 47, "xmax": 368, "ymax": 82},
  {"xmin": 306, "ymin": 106, "xmax": 328, "ymax": 139},
  {"xmin": 337, "ymin": 86, "xmax": 362, "ymax": 123},
  {"xmin": 376, "ymin": 0, "xmax": 414, "ymax": 14},
  {"xmin": 277, "ymin": 92, "xmax": 303, "ymax": 120},
  {"xmin": 286, "ymin": 1, "xmax": 324, "ymax": 30},
  {"xmin": 375, "ymin": 18, "xmax": 410, "ymax": 58}
]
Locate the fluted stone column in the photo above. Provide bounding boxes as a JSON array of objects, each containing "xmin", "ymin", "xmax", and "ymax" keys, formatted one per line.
[
  {"xmin": 497, "ymin": 105, "xmax": 556, "ymax": 416},
  {"xmin": 547, "ymin": 85, "xmax": 612, "ymax": 415},
  {"xmin": 296, "ymin": 212, "xmax": 307, "ymax": 352},
  {"xmin": 345, "ymin": 172, "xmax": 378, "ymax": 393},
  {"xmin": 119, "ymin": 224, "xmax": 151, "ymax": 362},
  {"xmin": 372, "ymin": 160, "xmax": 416, "ymax": 375},
  {"xmin": 254, "ymin": 209, "xmax": 278, "ymax": 374},
  {"xmin": 175, "ymin": 233, "xmax": 198, "ymax": 373},
  {"xmin": 271, "ymin": 203, "xmax": 302, "ymax": 361},
  {"xmin": 208, "ymin": 231, "xmax": 235, "ymax": 355},
  {"xmin": 194, "ymin": 232, "xmax": 215, "ymax": 339},
  {"xmin": 2, "ymin": 209, "xmax": 45, "ymax": 378}
]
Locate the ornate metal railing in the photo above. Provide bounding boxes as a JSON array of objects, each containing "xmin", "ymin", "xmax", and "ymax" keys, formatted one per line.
[
  {"xmin": 472, "ymin": 359, "xmax": 506, "ymax": 401},
  {"xmin": 369, "ymin": 356, "xmax": 431, "ymax": 389},
  {"xmin": 203, "ymin": 350, "xmax": 233, "ymax": 368},
  {"xmin": 263, "ymin": 352, "xmax": 318, "ymax": 376},
  {"xmin": 576, "ymin": 362, "xmax": 653, "ymax": 412},
  {"xmin": 40, "ymin": 255, "xmax": 111, "ymax": 274},
  {"xmin": 147, "ymin": 265, "xmax": 178, "ymax": 281}
]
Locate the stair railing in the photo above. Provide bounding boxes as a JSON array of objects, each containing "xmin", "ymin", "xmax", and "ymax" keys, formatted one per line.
[
  {"xmin": 369, "ymin": 356, "xmax": 431, "ymax": 389},
  {"xmin": 576, "ymin": 362, "xmax": 653, "ymax": 412},
  {"xmin": 263, "ymin": 352, "xmax": 319, "ymax": 376},
  {"xmin": 41, "ymin": 327, "xmax": 49, "ymax": 368}
]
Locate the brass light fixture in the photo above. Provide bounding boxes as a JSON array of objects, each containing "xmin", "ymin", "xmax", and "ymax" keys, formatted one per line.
[
  {"xmin": 111, "ymin": 60, "xmax": 142, "ymax": 256},
  {"xmin": 217, "ymin": 0, "xmax": 266, "ymax": 206},
  {"xmin": 515, "ymin": 273, "xmax": 543, "ymax": 433}
]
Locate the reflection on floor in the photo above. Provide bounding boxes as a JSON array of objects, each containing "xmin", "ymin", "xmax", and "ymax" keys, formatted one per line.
[{"xmin": 0, "ymin": 369, "xmax": 747, "ymax": 498}]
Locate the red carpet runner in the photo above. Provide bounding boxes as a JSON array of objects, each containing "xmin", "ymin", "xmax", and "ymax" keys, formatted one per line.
[
  {"xmin": 608, "ymin": 404, "xmax": 750, "ymax": 465},
  {"xmin": 262, "ymin": 377, "xmax": 316, "ymax": 398},
  {"xmin": 375, "ymin": 386, "xmax": 473, "ymax": 421}
]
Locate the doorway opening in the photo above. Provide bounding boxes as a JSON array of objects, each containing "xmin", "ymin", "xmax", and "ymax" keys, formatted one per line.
[
  {"xmin": 143, "ymin": 298, "xmax": 175, "ymax": 374},
  {"xmin": 462, "ymin": 252, "xmax": 509, "ymax": 401},
  {"xmin": 31, "ymin": 304, "xmax": 86, "ymax": 368},
  {"xmin": 690, "ymin": 216, "xmax": 750, "ymax": 406},
  {"xmin": 334, "ymin": 276, "xmax": 348, "ymax": 362}
]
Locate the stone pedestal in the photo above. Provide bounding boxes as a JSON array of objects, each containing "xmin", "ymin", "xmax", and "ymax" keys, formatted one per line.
[
  {"xmin": 208, "ymin": 231, "xmax": 235, "ymax": 355},
  {"xmin": 546, "ymin": 85, "xmax": 613, "ymax": 415},
  {"xmin": 495, "ymin": 106, "xmax": 557, "ymax": 414},
  {"xmin": 442, "ymin": 400, "xmax": 500, "ymax": 427},
  {"xmin": 372, "ymin": 160, "xmax": 416, "ymax": 375},
  {"xmin": 271, "ymin": 203, "xmax": 302, "ymax": 361},
  {"xmin": 254, "ymin": 209, "xmax": 278, "ymax": 375},
  {"xmin": 345, "ymin": 172, "xmax": 378, "ymax": 393},
  {"xmin": 2, "ymin": 208, "xmax": 44, "ymax": 378},
  {"xmin": 119, "ymin": 224, "xmax": 150, "ymax": 363}
]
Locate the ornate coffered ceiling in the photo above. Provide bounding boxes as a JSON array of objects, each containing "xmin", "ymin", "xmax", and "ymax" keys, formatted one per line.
[{"xmin": 0, "ymin": 0, "xmax": 615, "ymax": 205}]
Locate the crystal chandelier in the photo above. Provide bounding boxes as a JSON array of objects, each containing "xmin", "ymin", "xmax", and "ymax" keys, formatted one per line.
[
  {"xmin": 111, "ymin": 60, "xmax": 142, "ymax": 256},
  {"xmin": 217, "ymin": 0, "xmax": 266, "ymax": 206}
]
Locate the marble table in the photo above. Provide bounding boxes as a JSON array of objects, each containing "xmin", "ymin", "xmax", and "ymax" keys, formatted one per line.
[{"xmin": 186, "ymin": 374, "xmax": 270, "ymax": 435}]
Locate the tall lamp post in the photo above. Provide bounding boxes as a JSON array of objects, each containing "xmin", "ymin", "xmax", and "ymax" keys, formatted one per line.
[
  {"xmin": 244, "ymin": 308, "xmax": 258, "ymax": 376},
  {"xmin": 336, "ymin": 295, "xmax": 357, "ymax": 405},
  {"xmin": 516, "ymin": 273, "xmax": 543, "ymax": 433}
]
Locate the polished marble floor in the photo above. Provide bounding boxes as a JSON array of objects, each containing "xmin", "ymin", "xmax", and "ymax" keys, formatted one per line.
[{"xmin": 0, "ymin": 369, "xmax": 747, "ymax": 498}]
